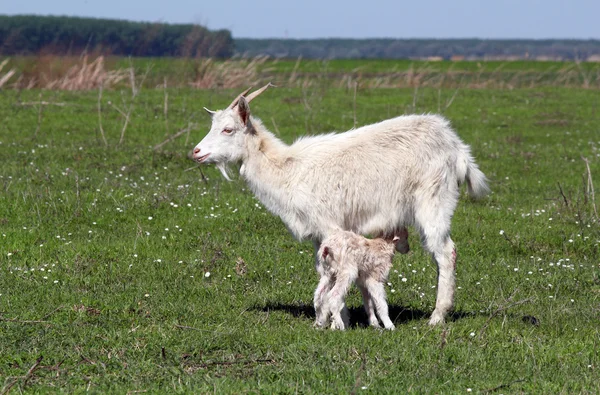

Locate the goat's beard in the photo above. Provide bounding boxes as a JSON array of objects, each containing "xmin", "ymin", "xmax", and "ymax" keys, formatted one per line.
[{"xmin": 216, "ymin": 162, "xmax": 232, "ymax": 181}]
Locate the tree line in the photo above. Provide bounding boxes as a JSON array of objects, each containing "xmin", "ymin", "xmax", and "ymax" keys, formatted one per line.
[
  {"xmin": 0, "ymin": 15, "xmax": 234, "ymax": 57},
  {"xmin": 235, "ymin": 38, "xmax": 600, "ymax": 61},
  {"xmin": 2, "ymin": 15, "xmax": 599, "ymax": 60}
]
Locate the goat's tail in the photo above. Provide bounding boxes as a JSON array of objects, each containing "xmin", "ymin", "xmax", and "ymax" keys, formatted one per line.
[{"xmin": 457, "ymin": 147, "xmax": 490, "ymax": 199}]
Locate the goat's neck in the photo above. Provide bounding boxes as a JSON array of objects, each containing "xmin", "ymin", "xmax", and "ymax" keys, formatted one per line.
[{"xmin": 240, "ymin": 121, "xmax": 294, "ymax": 210}]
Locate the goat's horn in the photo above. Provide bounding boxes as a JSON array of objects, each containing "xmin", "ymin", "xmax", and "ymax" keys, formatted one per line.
[
  {"xmin": 245, "ymin": 82, "xmax": 275, "ymax": 103},
  {"xmin": 227, "ymin": 87, "xmax": 253, "ymax": 109}
]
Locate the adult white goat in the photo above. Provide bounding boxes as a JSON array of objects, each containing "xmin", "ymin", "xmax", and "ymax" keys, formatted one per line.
[{"xmin": 192, "ymin": 84, "xmax": 489, "ymax": 325}]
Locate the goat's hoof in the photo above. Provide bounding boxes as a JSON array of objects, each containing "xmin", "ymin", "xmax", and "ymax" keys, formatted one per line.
[
  {"xmin": 330, "ymin": 322, "xmax": 346, "ymax": 331},
  {"xmin": 313, "ymin": 320, "xmax": 327, "ymax": 329},
  {"xmin": 428, "ymin": 312, "xmax": 445, "ymax": 326},
  {"xmin": 369, "ymin": 322, "xmax": 381, "ymax": 329},
  {"xmin": 384, "ymin": 324, "xmax": 396, "ymax": 331}
]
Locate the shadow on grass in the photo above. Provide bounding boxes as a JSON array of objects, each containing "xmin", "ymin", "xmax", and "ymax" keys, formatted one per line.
[{"xmin": 251, "ymin": 302, "xmax": 475, "ymax": 328}]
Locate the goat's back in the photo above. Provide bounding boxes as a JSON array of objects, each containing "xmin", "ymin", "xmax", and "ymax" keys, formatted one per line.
[{"xmin": 285, "ymin": 115, "xmax": 472, "ymax": 239}]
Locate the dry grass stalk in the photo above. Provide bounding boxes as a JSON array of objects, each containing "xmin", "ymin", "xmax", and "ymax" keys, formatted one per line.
[
  {"xmin": 44, "ymin": 55, "xmax": 129, "ymax": 91},
  {"xmin": 581, "ymin": 156, "xmax": 598, "ymax": 221},
  {"xmin": 353, "ymin": 80, "xmax": 358, "ymax": 128},
  {"xmin": 18, "ymin": 101, "xmax": 66, "ymax": 107},
  {"xmin": 0, "ymin": 356, "xmax": 44, "ymax": 395},
  {"xmin": 118, "ymin": 65, "xmax": 151, "ymax": 145},
  {"xmin": 288, "ymin": 56, "xmax": 303, "ymax": 85},
  {"xmin": 33, "ymin": 92, "xmax": 44, "ymax": 139},
  {"xmin": 0, "ymin": 59, "xmax": 16, "ymax": 88},
  {"xmin": 153, "ymin": 123, "xmax": 195, "ymax": 151},
  {"xmin": 97, "ymin": 84, "xmax": 108, "ymax": 146},
  {"xmin": 189, "ymin": 55, "xmax": 270, "ymax": 89},
  {"xmin": 163, "ymin": 77, "xmax": 169, "ymax": 137}
]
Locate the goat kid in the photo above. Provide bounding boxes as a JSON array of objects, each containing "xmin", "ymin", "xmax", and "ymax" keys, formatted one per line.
[
  {"xmin": 315, "ymin": 230, "xmax": 399, "ymax": 330},
  {"xmin": 192, "ymin": 85, "xmax": 488, "ymax": 325}
]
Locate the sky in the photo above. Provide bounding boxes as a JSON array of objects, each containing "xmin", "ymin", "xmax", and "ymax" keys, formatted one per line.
[{"xmin": 3, "ymin": 0, "xmax": 600, "ymax": 40}]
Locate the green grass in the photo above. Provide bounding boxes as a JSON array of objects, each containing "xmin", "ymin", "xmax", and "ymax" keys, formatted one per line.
[{"xmin": 1, "ymin": 76, "xmax": 600, "ymax": 392}]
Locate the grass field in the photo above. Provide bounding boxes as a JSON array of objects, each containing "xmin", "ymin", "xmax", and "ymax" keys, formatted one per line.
[
  {"xmin": 1, "ymin": 60, "xmax": 600, "ymax": 392},
  {"xmin": 3, "ymin": 55, "xmax": 600, "ymax": 90}
]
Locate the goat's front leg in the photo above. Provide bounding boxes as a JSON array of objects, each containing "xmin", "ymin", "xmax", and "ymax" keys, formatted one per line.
[
  {"xmin": 363, "ymin": 277, "xmax": 395, "ymax": 330},
  {"xmin": 356, "ymin": 277, "xmax": 380, "ymax": 328},
  {"xmin": 314, "ymin": 271, "xmax": 333, "ymax": 328}
]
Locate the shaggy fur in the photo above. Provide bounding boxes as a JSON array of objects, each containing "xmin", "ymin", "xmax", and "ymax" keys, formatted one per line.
[
  {"xmin": 315, "ymin": 230, "xmax": 398, "ymax": 330},
  {"xmin": 193, "ymin": 90, "xmax": 489, "ymax": 325}
]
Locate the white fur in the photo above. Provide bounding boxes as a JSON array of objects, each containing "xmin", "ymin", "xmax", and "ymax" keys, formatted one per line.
[
  {"xmin": 193, "ymin": 94, "xmax": 489, "ymax": 325},
  {"xmin": 315, "ymin": 230, "xmax": 397, "ymax": 331}
]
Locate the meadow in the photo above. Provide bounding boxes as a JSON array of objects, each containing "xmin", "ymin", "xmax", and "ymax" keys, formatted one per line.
[{"xmin": 1, "ymin": 57, "xmax": 599, "ymax": 393}]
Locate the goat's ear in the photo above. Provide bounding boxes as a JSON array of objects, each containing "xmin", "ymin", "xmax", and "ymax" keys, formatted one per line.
[
  {"xmin": 203, "ymin": 107, "xmax": 216, "ymax": 116},
  {"xmin": 237, "ymin": 96, "xmax": 250, "ymax": 126}
]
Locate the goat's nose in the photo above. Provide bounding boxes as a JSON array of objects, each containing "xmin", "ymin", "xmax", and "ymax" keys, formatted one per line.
[{"xmin": 193, "ymin": 147, "xmax": 200, "ymax": 155}]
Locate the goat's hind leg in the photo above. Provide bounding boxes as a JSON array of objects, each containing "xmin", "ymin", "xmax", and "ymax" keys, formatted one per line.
[
  {"xmin": 428, "ymin": 236, "xmax": 456, "ymax": 325},
  {"xmin": 419, "ymin": 228, "xmax": 456, "ymax": 325},
  {"xmin": 326, "ymin": 269, "xmax": 356, "ymax": 330},
  {"xmin": 313, "ymin": 240, "xmax": 333, "ymax": 328},
  {"xmin": 415, "ymin": 199, "xmax": 458, "ymax": 325}
]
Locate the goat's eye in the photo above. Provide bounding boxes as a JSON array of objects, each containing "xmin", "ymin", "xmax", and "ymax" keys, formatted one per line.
[{"xmin": 222, "ymin": 128, "xmax": 234, "ymax": 135}]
